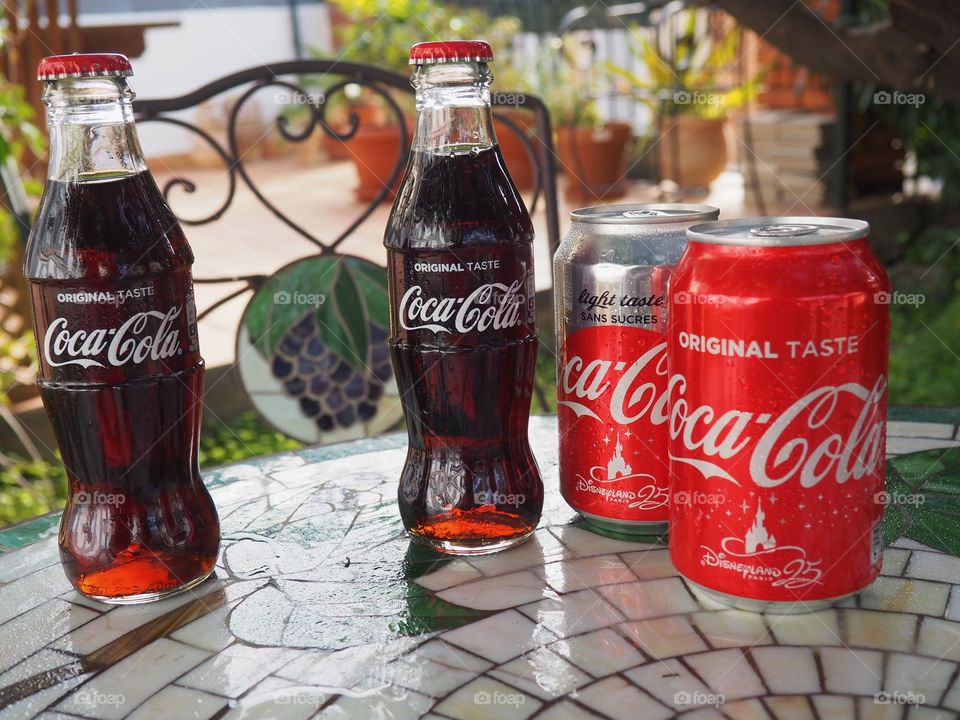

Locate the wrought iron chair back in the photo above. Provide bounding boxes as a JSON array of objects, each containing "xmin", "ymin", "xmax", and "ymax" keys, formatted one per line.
[
  {"xmin": 132, "ymin": 60, "xmax": 560, "ymax": 443},
  {"xmin": 133, "ymin": 60, "xmax": 559, "ymax": 296}
]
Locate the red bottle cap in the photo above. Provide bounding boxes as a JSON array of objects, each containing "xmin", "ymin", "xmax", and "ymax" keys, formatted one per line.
[
  {"xmin": 37, "ymin": 53, "xmax": 133, "ymax": 81},
  {"xmin": 409, "ymin": 41, "xmax": 493, "ymax": 66}
]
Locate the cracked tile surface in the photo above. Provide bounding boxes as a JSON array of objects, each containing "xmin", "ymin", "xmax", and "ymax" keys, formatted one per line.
[{"xmin": 0, "ymin": 416, "xmax": 959, "ymax": 718}]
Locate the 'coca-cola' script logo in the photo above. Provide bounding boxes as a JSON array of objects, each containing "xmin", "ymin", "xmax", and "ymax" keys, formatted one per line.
[
  {"xmin": 399, "ymin": 281, "xmax": 526, "ymax": 334},
  {"xmin": 668, "ymin": 373, "xmax": 887, "ymax": 489},
  {"xmin": 558, "ymin": 342, "xmax": 669, "ymax": 425},
  {"xmin": 559, "ymin": 341, "xmax": 886, "ymax": 489},
  {"xmin": 43, "ymin": 306, "xmax": 184, "ymax": 369}
]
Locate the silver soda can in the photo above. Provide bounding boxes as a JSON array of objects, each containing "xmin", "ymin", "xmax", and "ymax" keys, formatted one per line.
[{"xmin": 554, "ymin": 204, "xmax": 719, "ymax": 536}]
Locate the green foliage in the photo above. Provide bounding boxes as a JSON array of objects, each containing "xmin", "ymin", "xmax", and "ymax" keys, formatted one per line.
[
  {"xmin": 848, "ymin": 27, "xmax": 960, "ymax": 408},
  {"xmin": 0, "ymin": 33, "xmax": 45, "ymax": 265},
  {"xmin": 0, "ymin": 455, "xmax": 66, "ymax": 527},
  {"xmin": 888, "ymin": 296, "xmax": 960, "ymax": 406},
  {"xmin": 332, "ymin": 0, "xmax": 522, "ymax": 74},
  {"xmin": 532, "ymin": 36, "xmax": 602, "ymax": 129},
  {"xmin": 313, "ymin": 1, "xmax": 526, "ymax": 125},
  {"xmin": 0, "ymin": 10, "xmax": 52, "ymax": 528},
  {"xmin": 327, "ymin": 1, "xmax": 609, "ymax": 128},
  {"xmin": 607, "ymin": 9, "xmax": 759, "ymax": 120},
  {"xmin": 0, "ymin": 82, "xmax": 45, "ymax": 166},
  {"xmin": 839, "ymin": 0, "xmax": 960, "ymax": 407},
  {"xmin": 198, "ymin": 411, "xmax": 302, "ymax": 468},
  {"xmin": 0, "ymin": 329, "xmax": 35, "ymax": 399},
  {"xmin": 854, "ymin": 84, "xmax": 960, "ymax": 207}
]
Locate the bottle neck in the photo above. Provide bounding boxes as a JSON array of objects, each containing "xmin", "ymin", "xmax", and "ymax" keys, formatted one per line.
[
  {"xmin": 42, "ymin": 77, "xmax": 147, "ymax": 182},
  {"xmin": 412, "ymin": 62, "xmax": 495, "ymax": 153}
]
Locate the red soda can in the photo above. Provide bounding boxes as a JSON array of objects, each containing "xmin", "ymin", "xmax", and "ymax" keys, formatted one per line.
[
  {"xmin": 554, "ymin": 204, "xmax": 718, "ymax": 536},
  {"xmin": 668, "ymin": 217, "xmax": 890, "ymax": 612}
]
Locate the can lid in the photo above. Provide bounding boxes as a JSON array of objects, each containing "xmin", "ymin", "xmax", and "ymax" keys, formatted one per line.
[
  {"xmin": 37, "ymin": 53, "xmax": 133, "ymax": 81},
  {"xmin": 687, "ymin": 216, "xmax": 870, "ymax": 246},
  {"xmin": 569, "ymin": 203, "xmax": 719, "ymax": 225},
  {"xmin": 409, "ymin": 41, "xmax": 493, "ymax": 66}
]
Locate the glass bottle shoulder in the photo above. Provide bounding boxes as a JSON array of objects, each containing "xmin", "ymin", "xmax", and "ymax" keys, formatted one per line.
[
  {"xmin": 384, "ymin": 145, "xmax": 533, "ymax": 252},
  {"xmin": 25, "ymin": 170, "xmax": 194, "ymax": 283}
]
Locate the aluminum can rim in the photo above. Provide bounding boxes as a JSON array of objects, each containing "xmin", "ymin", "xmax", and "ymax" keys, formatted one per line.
[
  {"xmin": 569, "ymin": 203, "xmax": 719, "ymax": 226},
  {"xmin": 687, "ymin": 216, "xmax": 870, "ymax": 246}
]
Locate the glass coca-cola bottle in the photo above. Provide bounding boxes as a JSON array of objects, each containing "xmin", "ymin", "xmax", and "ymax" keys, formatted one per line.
[
  {"xmin": 25, "ymin": 53, "xmax": 219, "ymax": 603},
  {"xmin": 385, "ymin": 41, "xmax": 543, "ymax": 554}
]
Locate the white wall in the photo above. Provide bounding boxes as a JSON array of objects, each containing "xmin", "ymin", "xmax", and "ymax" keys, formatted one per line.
[{"xmin": 84, "ymin": 4, "xmax": 334, "ymax": 156}]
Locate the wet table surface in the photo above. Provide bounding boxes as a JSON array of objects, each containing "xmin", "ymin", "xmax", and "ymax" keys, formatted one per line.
[{"xmin": 1, "ymin": 414, "xmax": 960, "ymax": 720}]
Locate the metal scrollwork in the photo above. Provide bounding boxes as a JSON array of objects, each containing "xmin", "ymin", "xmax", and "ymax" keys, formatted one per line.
[
  {"xmin": 226, "ymin": 75, "xmax": 410, "ymax": 253},
  {"xmin": 132, "ymin": 59, "xmax": 558, "ymax": 322},
  {"xmin": 135, "ymin": 115, "xmax": 238, "ymax": 226},
  {"xmin": 315, "ymin": 80, "xmax": 360, "ymax": 142},
  {"xmin": 321, "ymin": 78, "xmax": 410, "ymax": 252}
]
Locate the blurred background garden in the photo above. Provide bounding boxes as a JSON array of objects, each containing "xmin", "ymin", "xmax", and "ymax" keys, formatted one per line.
[{"xmin": 0, "ymin": 0, "xmax": 958, "ymax": 528}]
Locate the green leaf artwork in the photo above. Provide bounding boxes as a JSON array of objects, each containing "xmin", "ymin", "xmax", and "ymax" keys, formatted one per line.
[
  {"xmin": 244, "ymin": 256, "xmax": 390, "ymax": 370},
  {"xmin": 884, "ymin": 447, "xmax": 960, "ymax": 555},
  {"xmin": 239, "ymin": 255, "xmax": 396, "ymax": 438}
]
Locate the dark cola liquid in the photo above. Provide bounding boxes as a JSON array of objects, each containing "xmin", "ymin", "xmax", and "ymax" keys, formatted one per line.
[
  {"xmin": 26, "ymin": 172, "xmax": 219, "ymax": 601},
  {"xmin": 386, "ymin": 147, "xmax": 543, "ymax": 553}
]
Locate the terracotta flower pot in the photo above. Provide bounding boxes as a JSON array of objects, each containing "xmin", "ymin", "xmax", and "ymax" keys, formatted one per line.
[
  {"xmin": 345, "ymin": 122, "xmax": 410, "ymax": 202},
  {"xmin": 557, "ymin": 122, "xmax": 633, "ymax": 201},
  {"xmin": 494, "ymin": 111, "xmax": 536, "ymax": 191},
  {"xmin": 346, "ymin": 110, "xmax": 534, "ymax": 200},
  {"xmin": 324, "ymin": 101, "xmax": 389, "ymax": 163},
  {"xmin": 321, "ymin": 131, "xmax": 352, "ymax": 161},
  {"xmin": 656, "ymin": 115, "xmax": 729, "ymax": 188}
]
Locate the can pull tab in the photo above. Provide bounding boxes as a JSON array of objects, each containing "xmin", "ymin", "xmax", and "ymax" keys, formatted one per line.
[
  {"xmin": 750, "ymin": 224, "xmax": 819, "ymax": 237},
  {"xmin": 622, "ymin": 209, "xmax": 669, "ymax": 218}
]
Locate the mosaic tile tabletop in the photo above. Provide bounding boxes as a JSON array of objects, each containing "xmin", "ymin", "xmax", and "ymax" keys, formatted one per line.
[{"xmin": 2, "ymin": 415, "xmax": 960, "ymax": 719}]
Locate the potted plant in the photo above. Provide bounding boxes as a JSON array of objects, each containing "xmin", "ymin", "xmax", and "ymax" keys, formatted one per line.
[
  {"xmin": 609, "ymin": 9, "xmax": 759, "ymax": 188},
  {"xmin": 0, "ymin": 77, "xmax": 44, "ymax": 405},
  {"xmin": 329, "ymin": 0, "xmax": 526, "ymax": 200},
  {"xmin": 541, "ymin": 36, "xmax": 633, "ymax": 202},
  {"xmin": 487, "ymin": 63, "xmax": 539, "ymax": 191}
]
